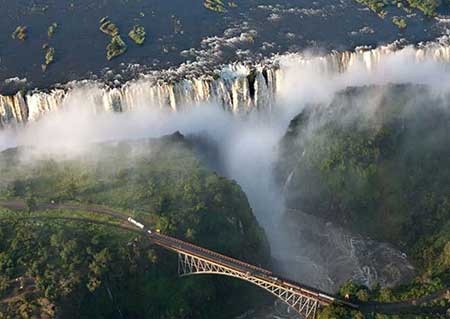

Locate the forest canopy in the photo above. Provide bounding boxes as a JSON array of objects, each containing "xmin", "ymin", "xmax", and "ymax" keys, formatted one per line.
[
  {"xmin": 277, "ymin": 84, "xmax": 450, "ymax": 318},
  {"xmin": 0, "ymin": 133, "xmax": 270, "ymax": 319}
]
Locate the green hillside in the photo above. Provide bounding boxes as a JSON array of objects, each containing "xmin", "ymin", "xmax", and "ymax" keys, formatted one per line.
[
  {"xmin": 277, "ymin": 85, "xmax": 450, "ymax": 318},
  {"xmin": 0, "ymin": 133, "xmax": 270, "ymax": 319}
]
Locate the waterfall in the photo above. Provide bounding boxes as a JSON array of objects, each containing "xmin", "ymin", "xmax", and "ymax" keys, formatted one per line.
[{"xmin": 2, "ymin": 37, "xmax": 450, "ymax": 128}]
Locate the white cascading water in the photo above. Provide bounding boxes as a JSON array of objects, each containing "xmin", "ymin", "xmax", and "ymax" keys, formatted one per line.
[
  {"xmin": 2, "ymin": 37, "xmax": 450, "ymax": 128},
  {"xmin": 2, "ymin": 38, "xmax": 450, "ymax": 292}
]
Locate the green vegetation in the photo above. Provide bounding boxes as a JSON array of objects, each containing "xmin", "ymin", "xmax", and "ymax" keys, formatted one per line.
[
  {"xmin": 41, "ymin": 44, "xmax": 55, "ymax": 71},
  {"xmin": 106, "ymin": 35, "xmax": 127, "ymax": 60},
  {"xmin": 47, "ymin": 23, "xmax": 58, "ymax": 38},
  {"xmin": 406, "ymin": 0, "xmax": 441, "ymax": 16},
  {"xmin": 203, "ymin": 0, "xmax": 237, "ymax": 13},
  {"xmin": 318, "ymin": 278, "xmax": 449, "ymax": 318},
  {"xmin": 204, "ymin": 0, "xmax": 227, "ymax": 13},
  {"xmin": 318, "ymin": 304, "xmax": 364, "ymax": 319},
  {"xmin": 0, "ymin": 133, "xmax": 269, "ymax": 318},
  {"xmin": 99, "ymin": 17, "xmax": 119, "ymax": 36},
  {"xmin": 355, "ymin": 0, "xmax": 442, "ymax": 18},
  {"xmin": 392, "ymin": 16, "xmax": 407, "ymax": 28},
  {"xmin": 99, "ymin": 17, "xmax": 127, "ymax": 60},
  {"xmin": 128, "ymin": 25, "xmax": 146, "ymax": 45},
  {"xmin": 355, "ymin": 0, "xmax": 444, "ymax": 29},
  {"xmin": 11, "ymin": 22, "xmax": 59, "ymax": 70},
  {"xmin": 278, "ymin": 85, "xmax": 450, "ymax": 318},
  {"xmin": 11, "ymin": 26, "xmax": 27, "ymax": 41},
  {"xmin": 356, "ymin": 0, "xmax": 387, "ymax": 16}
]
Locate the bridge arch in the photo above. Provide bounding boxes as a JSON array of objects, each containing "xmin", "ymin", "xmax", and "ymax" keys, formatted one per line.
[
  {"xmin": 0, "ymin": 208, "xmax": 332, "ymax": 319},
  {"xmin": 177, "ymin": 252, "xmax": 322, "ymax": 319}
]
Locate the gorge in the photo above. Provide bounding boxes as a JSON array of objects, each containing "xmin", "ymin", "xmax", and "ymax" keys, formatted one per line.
[{"xmin": 1, "ymin": 32, "xmax": 449, "ymax": 319}]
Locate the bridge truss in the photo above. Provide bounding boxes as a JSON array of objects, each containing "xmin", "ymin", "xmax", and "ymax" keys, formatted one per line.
[{"xmin": 178, "ymin": 251, "xmax": 321, "ymax": 319}]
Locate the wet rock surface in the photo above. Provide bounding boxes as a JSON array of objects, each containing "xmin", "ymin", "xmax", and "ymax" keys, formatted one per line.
[{"xmin": 273, "ymin": 209, "xmax": 415, "ymax": 293}]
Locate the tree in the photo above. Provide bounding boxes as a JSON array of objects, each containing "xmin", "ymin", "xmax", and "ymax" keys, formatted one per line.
[{"xmin": 26, "ymin": 194, "xmax": 37, "ymax": 213}]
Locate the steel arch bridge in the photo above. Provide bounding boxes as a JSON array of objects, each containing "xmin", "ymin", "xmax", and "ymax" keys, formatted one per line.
[
  {"xmin": 0, "ymin": 201, "xmax": 358, "ymax": 319},
  {"xmin": 2, "ymin": 202, "xmax": 446, "ymax": 318},
  {"xmin": 177, "ymin": 251, "xmax": 323, "ymax": 319},
  {"xmin": 127, "ymin": 218, "xmax": 358, "ymax": 319}
]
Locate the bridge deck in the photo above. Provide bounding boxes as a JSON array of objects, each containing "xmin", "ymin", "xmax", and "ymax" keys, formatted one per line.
[
  {"xmin": 0, "ymin": 200, "xmax": 357, "ymax": 312},
  {"xmin": 146, "ymin": 230, "xmax": 353, "ymax": 307}
]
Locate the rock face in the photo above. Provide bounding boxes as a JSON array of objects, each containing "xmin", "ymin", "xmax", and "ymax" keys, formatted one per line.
[
  {"xmin": 275, "ymin": 83, "xmax": 449, "ymax": 290},
  {"xmin": 275, "ymin": 209, "xmax": 414, "ymax": 292},
  {"xmin": 2, "ymin": 38, "xmax": 450, "ymax": 128}
]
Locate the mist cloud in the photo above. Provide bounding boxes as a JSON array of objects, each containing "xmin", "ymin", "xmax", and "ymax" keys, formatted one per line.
[{"xmin": 1, "ymin": 45, "xmax": 449, "ymax": 292}]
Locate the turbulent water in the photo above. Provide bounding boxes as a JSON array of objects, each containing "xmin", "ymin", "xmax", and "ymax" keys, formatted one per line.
[
  {"xmin": 3, "ymin": 36, "xmax": 450, "ymax": 127},
  {"xmin": 3, "ymin": 36, "xmax": 450, "ymax": 295}
]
